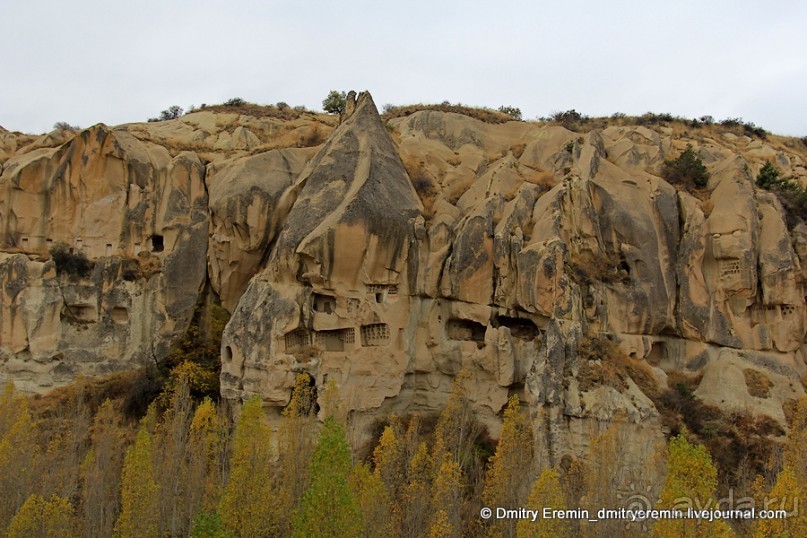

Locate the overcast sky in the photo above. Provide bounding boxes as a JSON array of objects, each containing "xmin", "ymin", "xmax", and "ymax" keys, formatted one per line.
[{"xmin": 2, "ymin": 0, "xmax": 805, "ymax": 136}]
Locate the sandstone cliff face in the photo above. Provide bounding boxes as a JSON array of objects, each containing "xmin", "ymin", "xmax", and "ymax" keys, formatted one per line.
[
  {"xmin": 2, "ymin": 95, "xmax": 806, "ymax": 464},
  {"xmin": 0, "ymin": 125, "xmax": 209, "ymax": 389}
]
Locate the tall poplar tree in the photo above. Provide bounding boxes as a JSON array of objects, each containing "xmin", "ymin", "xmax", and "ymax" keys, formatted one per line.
[
  {"xmin": 293, "ymin": 417, "xmax": 361, "ymax": 538},
  {"xmin": 219, "ymin": 396, "xmax": 277, "ymax": 537},
  {"xmin": 114, "ymin": 409, "xmax": 159, "ymax": 538},
  {"xmin": 483, "ymin": 396, "xmax": 534, "ymax": 538}
]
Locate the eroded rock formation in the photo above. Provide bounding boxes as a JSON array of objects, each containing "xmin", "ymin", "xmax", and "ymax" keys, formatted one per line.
[{"xmin": 1, "ymin": 93, "xmax": 806, "ymax": 465}]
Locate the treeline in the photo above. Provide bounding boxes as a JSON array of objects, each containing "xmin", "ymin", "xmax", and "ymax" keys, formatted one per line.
[{"xmin": 1, "ymin": 374, "xmax": 806, "ymax": 537}]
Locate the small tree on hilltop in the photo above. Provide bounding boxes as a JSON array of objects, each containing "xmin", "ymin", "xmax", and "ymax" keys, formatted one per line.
[
  {"xmin": 661, "ymin": 144, "xmax": 710, "ymax": 188},
  {"xmin": 323, "ymin": 90, "xmax": 347, "ymax": 115}
]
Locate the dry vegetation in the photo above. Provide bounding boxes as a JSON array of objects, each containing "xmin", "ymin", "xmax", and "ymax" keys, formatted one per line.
[{"xmin": 382, "ymin": 103, "xmax": 516, "ymax": 124}]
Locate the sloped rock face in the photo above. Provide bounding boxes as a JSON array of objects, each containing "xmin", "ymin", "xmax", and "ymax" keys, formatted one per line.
[
  {"xmin": 0, "ymin": 125, "xmax": 209, "ymax": 389},
  {"xmin": 2, "ymin": 94, "xmax": 807, "ymax": 466},
  {"xmin": 222, "ymin": 97, "xmax": 806, "ymax": 463}
]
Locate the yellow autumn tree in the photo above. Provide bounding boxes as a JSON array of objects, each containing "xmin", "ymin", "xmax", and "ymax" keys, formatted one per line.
[
  {"xmin": 483, "ymin": 395, "xmax": 535, "ymax": 538},
  {"xmin": 654, "ymin": 433, "xmax": 733, "ymax": 538},
  {"xmin": 402, "ymin": 441, "xmax": 434, "ymax": 537},
  {"xmin": 433, "ymin": 377, "xmax": 482, "ymax": 470},
  {"xmin": 429, "ymin": 458, "xmax": 464, "ymax": 537},
  {"xmin": 0, "ymin": 382, "xmax": 41, "ymax": 533},
  {"xmin": 81, "ymin": 399, "xmax": 128, "ymax": 538},
  {"xmin": 276, "ymin": 373, "xmax": 318, "ymax": 534},
  {"xmin": 188, "ymin": 396, "xmax": 226, "ymax": 514},
  {"xmin": 114, "ymin": 408, "xmax": 159, "ymax": 538},
  {"xmin": 219, "ymin": 396, "xmax": 278, "ymax": 537},
  {"xmin": 754, "ymin": 396, "xmax": 807, "ymax": 537},
  {"xmin": 517, "ymin": 468, "xmax": 568, "ymax": 538},
  {"xmin": 350, "ymin": 462, "xmax": 395, "ymax": 538},
  {"xmin": 752, "ymin": 465, "xmax": 807, "ymax": 537},
  {"xmin": 6, "ymin": 494, "xmax": 76, "ymax": 538}
]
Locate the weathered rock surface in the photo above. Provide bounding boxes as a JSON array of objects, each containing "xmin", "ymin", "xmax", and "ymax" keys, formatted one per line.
[{"xmin": 2, "ymin": 94, "xmax": 807, "ymax": 465}]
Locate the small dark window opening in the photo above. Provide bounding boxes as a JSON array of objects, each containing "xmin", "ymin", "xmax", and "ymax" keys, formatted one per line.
[
  {"xmin": 223, "ymin": 346, "xmax": 233, "ymax": 360},
  {"xmin": 150, "ymin": 235, "xmax": 164, "ymax": 252},
  {"xmin": 375, "ymin": 293, "xmax": 383, "ymax": 303}
]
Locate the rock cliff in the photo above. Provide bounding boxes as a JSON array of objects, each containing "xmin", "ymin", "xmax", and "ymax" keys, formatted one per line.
[{"xmin": 1, "ymin": 93, "xmax": 806, "ymax": 464}]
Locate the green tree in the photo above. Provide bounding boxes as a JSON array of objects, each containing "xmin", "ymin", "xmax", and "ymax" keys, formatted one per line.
[
  {"xmin": 323, "ymin": 90, "xmax": 347, "ymax": 115},
  {"xmin": 293, "ymin": 417, "xmax": 361, "ymax": 538},
  {"xmin": 219, "ymin": 396, "xmax": 278, "ymax": 537},
  {"xmin": 6, "ymin": 494, "xmax": 77, "ymax": 538},
  {"xmin": 661, "ymin": 144, "xmax": 710, "ymax": 188},
  {"xmin": 756, "ymin": 161, "xmax": 783, "ymax": 189},
  {"xmin": 114, "ymin": 409, "xmax": 159, "ymax": 538}
]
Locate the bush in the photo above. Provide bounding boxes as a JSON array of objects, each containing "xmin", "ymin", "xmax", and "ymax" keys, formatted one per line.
[
  {"xmin": 50, "ymin": 242, "xmax": 91, "ymax": 277},
  {"xmin": 53, "ymin": 121, "xmax": 80, "ymax": 131},
  {"xmin": 148, "ymin": 105, "xmax": 183, "ymax": 122},
  {"xmin": 756, "ymin": 161, "xmax": 782, "ymax": 189},
  {"xmin": 661, "ymin": 144, "xmax": 710, "ymax": 188},
  {"xmin": 497, "ymin": 105, "xmax": 522, "ymax": 120},
  {"xmin": 223, "ymin": 97, "xmax": 246, "ymax": 107},
  {"xmin": 322, "ymin": 90, "xmax": 347, "ymax": 115}
]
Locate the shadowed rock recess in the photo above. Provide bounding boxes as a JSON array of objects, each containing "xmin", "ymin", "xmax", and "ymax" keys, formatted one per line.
[{"xmin": 2, "ymin": 91, "xmax": 807, "ymax": 463}]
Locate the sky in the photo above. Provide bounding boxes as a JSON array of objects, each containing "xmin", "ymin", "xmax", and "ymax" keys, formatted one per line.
[{"xmin": 2, "ymin": 0, "xmax": 806, "ymax": 136}]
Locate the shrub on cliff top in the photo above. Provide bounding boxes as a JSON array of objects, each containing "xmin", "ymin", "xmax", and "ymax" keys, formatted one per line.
[{"xmin": 661, "ymin": 144, "xmax": 710, "ymax": 188}]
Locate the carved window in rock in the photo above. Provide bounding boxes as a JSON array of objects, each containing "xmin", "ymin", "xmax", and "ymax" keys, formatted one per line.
[
  {"xmin": 493, "ymin": 316, "xmax": 539, "ymax": 340},
  {"xmin": 781, "ymin": 305, "xmax": 797, "ymax": 317},
  {"xmin": 313, "ymin": 328, "xmax": 354, "ymax": 352},
  {"xmin": 313, "ymin": 293, "xmax": 336, "ymax": 314},
  {"xmin": 446, "ymin": 319, "xmax": 486, "ymax": 342},
  {"xmin": 361, "ymin": 323, "xmax": 390, "ymax": 346},
  {"xmin": 367, "ymin": 285, "xmax": 388, "ymax": 304},
  {"xmin": 284, "ymin": 329, "xmax": 311, "ymax": 353},
  {"xmin": 65, "ymin": 304, "xmax": 97, "ymax": 323},
  {"xmin": 719, "ymin": 259, "xmax": 742, "ymax": 278},
  {"xmin": 110, "ymin": 306, "xmax": 129, "ymax": 323}
]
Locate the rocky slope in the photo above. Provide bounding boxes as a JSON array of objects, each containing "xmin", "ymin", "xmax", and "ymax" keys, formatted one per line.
[{"xmin": 1, "ymin": 92, "xmax": 806, "ymax": 465}]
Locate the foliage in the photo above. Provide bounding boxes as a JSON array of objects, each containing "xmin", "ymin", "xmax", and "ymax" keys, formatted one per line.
[
  {"xmin": 49, "ymin": 242, "xmax": 91, "ymax": 277},
  {"xmin": 517, "ymin": 468, "xmax": 568, "ymax": 538},
  {"xmin": 114, "ymin": 409, "xmax": 159, "ymax": 538},
  {"xmin": 162, "ymin": 302, "xmax": 230, "ymax": 401},
  {"xmin": 655, "ymin": 433, "xmax": 733, "ymax": 537},
  {"xmin": 191, "ymin": 511, "xmax": 233, "ymax": 538},
  {"xmin": 6, "ymin": 494, "xmax": 77, "ymax": 538},
  {"xmin": 756, "ymin": 161, "xmax": 783, "ymax": 189},
  {"xmin": 223, "ymin": 97, "xmax": 246, "ymax": 107},
  {"xmin": 53, "ymin": 121, "xmax": 80, "ymax": 131},
  {"xmin": 0, "ymin": 383, "xmax": 41, "ymax": 533},
  {"xmin": 219, "ymin": 396, "xmax": 277, "ymax": 537},
  {"xmin": 755, "ymin": 161, "xmax": 807, "ymax": 227},
  {"xmin": 498, "ymin": 105, "xmax": 522, "ymax": 120},
  {"xmin": 293, "ymin": 416, "xmax": 361, "ymax": 538},
  {"xmin": 382, "ymin": 102, "xmax": 515, "ymax": 124},
  {"xmin": 149, "ymin": 105, "xmax": 184, "ymax": 122},
  {"xmin": 350, "ymin": 463, "xmax": 394, "ymax": 538},
  {"xmin": 323, "ymin": 90, "xmax": 347, "ymax": 115},
  {"xmin": 661, "ymin": 144, "xmax": 710, "ymax": 188},
  {"xmin": 483, "ymin": 396, "xmax": 534, "ymax": 537}
]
